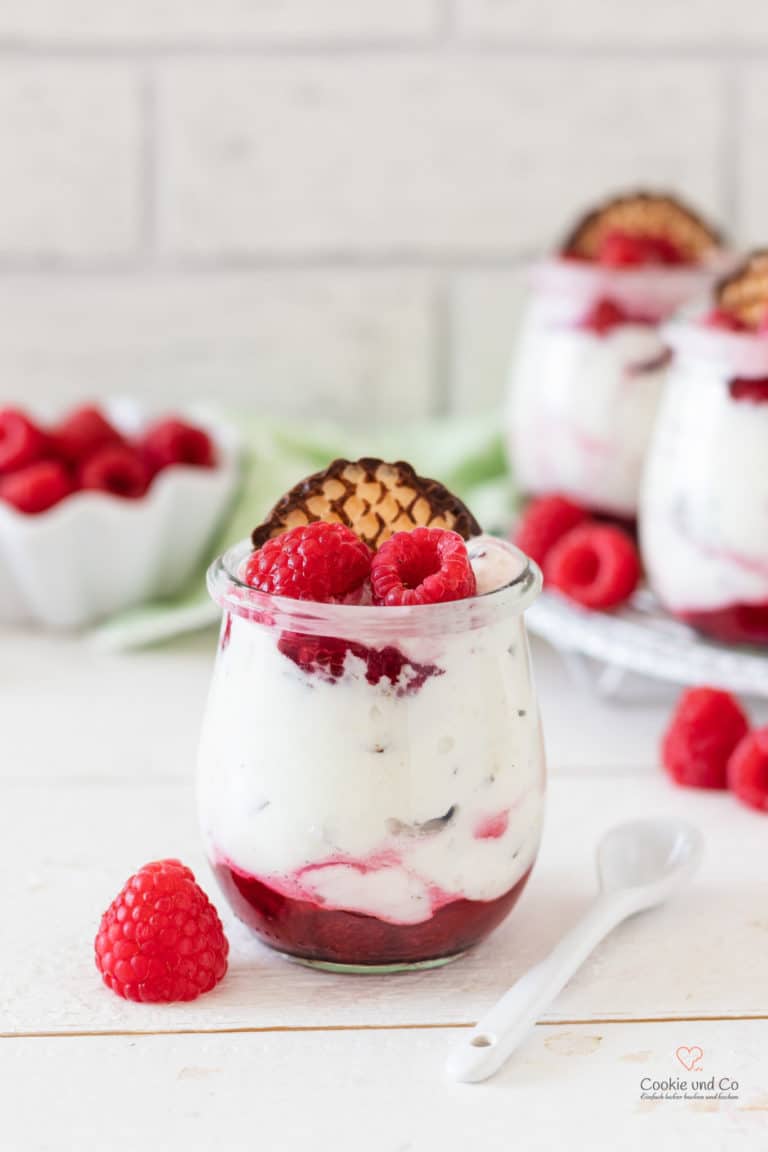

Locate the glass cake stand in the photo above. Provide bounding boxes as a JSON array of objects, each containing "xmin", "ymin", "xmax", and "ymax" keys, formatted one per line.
[{"xmin": 527, "ymin": 587, "xmax": 768, "ymax": 701}]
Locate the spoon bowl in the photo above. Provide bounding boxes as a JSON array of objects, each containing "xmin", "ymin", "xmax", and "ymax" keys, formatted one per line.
[{"xmin": 597, "ymin": 819, "xmax": 703, "ymax": 910}]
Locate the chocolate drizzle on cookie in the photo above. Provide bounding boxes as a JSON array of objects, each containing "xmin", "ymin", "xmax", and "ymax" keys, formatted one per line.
[
  {"xmin": 252, "ymin": 458, "xmax": 481, "ymax": 551},
  {"xmin": 561, "ymin": 190, "xmax": 722, "ymax": 263}
]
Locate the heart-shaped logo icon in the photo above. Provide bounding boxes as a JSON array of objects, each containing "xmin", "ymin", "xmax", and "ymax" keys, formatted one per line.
[{"xmin": 675, "ymin": 1045, "xmax": 703, "ymax": 1071}]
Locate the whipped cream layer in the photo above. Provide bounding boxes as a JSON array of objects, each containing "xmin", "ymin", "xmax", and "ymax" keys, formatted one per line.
[
  {"xmin": 640, "ymin": 357, "xmax": 768, "ymax": 613},
  {"xmin": 198, "ymin": 547, "xmax": 545, "ymax": 927},
  {"xmin": 509, "ymin": 307, "xmax": 669, "ymax": 517}
]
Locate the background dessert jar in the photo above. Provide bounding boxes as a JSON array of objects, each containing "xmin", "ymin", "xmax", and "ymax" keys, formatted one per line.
[
  {"xmin": 508, "ymin": 192, "xmax": 727, "ymax": 521},
  {"xmin": 198, "ymin": 537, "xmax": 545, "ymax": 972},
  {"xmin": 640, "ymin": 253, "xmax": 768, "ymax": 647}
]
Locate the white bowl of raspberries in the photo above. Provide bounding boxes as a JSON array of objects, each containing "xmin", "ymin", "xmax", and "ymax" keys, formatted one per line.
[{"xmin": 0, "ymin": 399, "xmax": 239, "ymax": 629}]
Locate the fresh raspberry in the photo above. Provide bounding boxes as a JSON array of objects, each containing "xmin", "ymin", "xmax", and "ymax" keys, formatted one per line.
[
  {"xmin": 703, "ymin": 308, "xmax": 747, "ymax": 333},
  {"xmin": 597, "ymin": 229, "xmax": 685, "ymax": 268},
  {"xmin": 0, "ymin": 408, "xmax": 47, "ymax": 475},
  {"xmin": 513, "ymin": 495, "xmax": 588, "ymax": 568},
  {"xmin": 278, "ymin": 632, "xmax": 441, "ymax": 694},
  {"xmin": 544, "ymin": 523, "xmax": 640, "ymax": 610},
  {"xmin": 662, "ymin": 687, "xmax": 750, "ymax": 791},
  {"xmin": 245, "ymin": 521, "xmax": 372, "ymax": 602},
  {"xmin": 78, "ymin": 444, "xmax": 149, "ymax": 499},
  {"xmin": 729, "ymin": 377, "xmax": 768, "ymax": 404},
  {"xmin": 94, "ymin": 859, "xmax": 229, "ymax": 1003},
  {"xmin": 371, "ymin": 527, "xmax": 476, "ymax": 607},
  {"xmin": 0, "ymin": 460, "xmax": 72, "ymax": 514},
  {"xmin": 51, "ymin": 405, "xmax": 123, "ymax": 464},
  {"xmin": 728, "ymin": 727, "xmax": 768, "ymax": 812},
  {"xmin": 578, "ymin": 297, "xmax": 630, "ymax": 335},
  {"xmin": 141, "ymin": 418, "xmax": 216, "ymax": 474}
]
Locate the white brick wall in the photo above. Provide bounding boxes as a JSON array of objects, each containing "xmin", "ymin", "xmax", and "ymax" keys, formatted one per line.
[
  {"xmin": 157, "ymin": 56, "xmax": 724, "ymax": 257},
  {"xmin": 0, "ymin": 63, "xmax": 140, "ymax": 258},
  {"xmin": 0, "ymin": 3, "xmax": 761, "ymax": 421},
  {"xmin": 0, "ymin": 273, "xmax": 435, "ymax": 419},
  {"xmin": 0, "ymin": 2, "xmax": 439, "ymax": 45}
]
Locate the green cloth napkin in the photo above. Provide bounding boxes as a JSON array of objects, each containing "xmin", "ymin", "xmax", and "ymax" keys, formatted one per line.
[{"xmin": 91, "ymin": 411, "xmax": 517, "ymax": 651}]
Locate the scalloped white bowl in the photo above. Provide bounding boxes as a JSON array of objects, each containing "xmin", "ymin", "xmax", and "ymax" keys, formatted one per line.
[{"xmin": 0, "ymin": 402, "xmax": 240, "ymax": 629}]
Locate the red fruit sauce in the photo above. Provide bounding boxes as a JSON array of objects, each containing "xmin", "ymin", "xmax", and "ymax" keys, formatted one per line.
[
  {"xmin": 213, "ymin": 862, "xmax": 532, "ymax": 967},
  {"xmin": 677, "ymin": 603, "xmax": 768, "ymax": 647}
]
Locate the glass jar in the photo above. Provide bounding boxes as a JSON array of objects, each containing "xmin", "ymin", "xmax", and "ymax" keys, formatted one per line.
[
  {"xmin": 640, "ymin": 321, "xmax": 768, "ymax": 647},
  {"xmin": 508, "ymin": 259, "xmax": 719, "ymax": 520},
  {"xmin": 198, "ymin": 539, "xmax": 545, "ymax": 972}
]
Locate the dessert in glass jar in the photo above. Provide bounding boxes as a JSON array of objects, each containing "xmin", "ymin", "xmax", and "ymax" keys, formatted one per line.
[
  {"xmin": 198, "ymin": 458, "xmax": 545, "ymax": 972},
  {"xmin": 640, "ymin": 250, "xmax": 768, "ymax": 647},
  {"xmin": 508, "ymin": 191, "xmax": 727, "ymax": 520}
]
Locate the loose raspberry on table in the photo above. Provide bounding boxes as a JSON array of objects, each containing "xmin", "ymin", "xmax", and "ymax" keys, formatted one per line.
[
  {"xmin": 513, "ymin": 495, "xmax": 588, "ymax": 568},
  {"xmin": 0, "ymin": 460, "xmax": 72, "ymax": 514},
  {"xmin": 0, "ymin": 408, "xmax": 47, "ymax": 475},
  {"xmin": 727, "ymin": 727, "xmax": 768, "ymax": 812},
  {"xmin": 245, "ymin": 521, "xmax": 372, "ymax": 602},
  {"xmin": 544, "ymin": 523, "xmax": 640, "ymax": 610},
  {"xmin": 78, "ymin": 444, "xmax": 149, "ymax": 499},
  {"xmin": 141, "ymin": 418, "xmax": 216, "ymax": 474},
  {"xmin": 94, "ymin": 859, "xmax": 229, "ymax": 1003},
  {"xmin": 662, "ymin": 687, "xmax": 750, "ymax": 791},
  {"xmin": 370, "ymin": 527, "xmax": 476, "ymax": 607},
  {"xmin": 51, "ymin": 405, "xmax": 123, "ymax": 464}
]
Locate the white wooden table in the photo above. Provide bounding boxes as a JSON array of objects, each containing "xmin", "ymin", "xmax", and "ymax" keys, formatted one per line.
[{"xmin": 2, "ymin": 628, "xmax": 767, "ymax": 1150}]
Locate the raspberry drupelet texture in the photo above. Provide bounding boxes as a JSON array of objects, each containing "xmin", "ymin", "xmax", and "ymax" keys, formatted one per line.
[
  {"xmin": 51, "ymin": 405, "xmax": 123, "ymax": 464},
  {"xmin": 0, "ymin": 408, "xmax": 47, "ymax": 475},
  {"xmin": 245, "ymin": 521, "xmax": 372, "ymax": 602},
  {"xmin": 662, "ymin": 687, "xmax": 750, "ymax": 791},
  {"xmin": 544, "ymin": 523, "xmax": 640, "ymax": 610},
  {"xmin": 78, "ymin": 445, "xmax": 149, "ymax": 499},
  {"xmin": 0, "ymin": 461, "xmax": 72, "ymax": 514},
  {"xmin": 370, "ymin": 527, "xmax": 477, "ymax": 606},
  {"xmin": 728, "ymin": 727, "xmax": 768, "ymax": 812},
  {"xmin": 94, "ymin": 859, "xmax": 229, "ymax": 1003},
  {"xmin": 513, "ymin": 495, "xmax": 588, "ymax": 568},
  {"xmin": 141, "ymin": 418, "xmax": 216, "ymax": 474}
]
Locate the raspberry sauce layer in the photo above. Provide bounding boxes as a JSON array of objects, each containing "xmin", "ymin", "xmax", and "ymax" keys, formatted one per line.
[
  {"xmin": 677, "ymin": 602, "xmax": 768, "ymax": 647},
  {"xmin": 213, "ymin": 862, "xmax": 533, "ymax": 966}
]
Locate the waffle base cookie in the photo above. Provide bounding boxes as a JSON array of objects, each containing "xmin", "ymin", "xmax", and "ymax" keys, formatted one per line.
[
  {"xmin": 562, "ymin": 191, "xmax": 721, "ymax": 263},
  {"xmin": 716, "ymin": 250, "xmax": 768, "ymax": 330},
  {"xmin": 251, "ymin": 458, "xmax": 481, "ymax": 551}
]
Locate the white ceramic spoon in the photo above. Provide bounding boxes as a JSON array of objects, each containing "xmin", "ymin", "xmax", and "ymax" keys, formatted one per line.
[{"xmin": 446, "ymin": 819, "xmax": 703, "ymax": 1084}]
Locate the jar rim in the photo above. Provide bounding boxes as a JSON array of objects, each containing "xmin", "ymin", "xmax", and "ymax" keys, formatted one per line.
[
  {"xmin": 527, "ymin": 256, "xmax": 733, "ymax": 325},
  {"xmin": 207, "ymin": 537, "xmax": 542, "ymax": 639},
  {"xmin": 663, "ymin": 317, "xmax": 768, "ymax": 378}
]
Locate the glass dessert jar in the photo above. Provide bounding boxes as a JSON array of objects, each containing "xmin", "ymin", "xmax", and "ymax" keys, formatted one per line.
[
  {"xmin": 198, "ymin": 538, "xmax": 545, "ymax": 972},
  {"xmin": 640, "ymin": 320, "xmax": 768, "ymax": 647},
  {"xmin": 508, "ymin": 258, "xmax": 719, "ymax": 520}
]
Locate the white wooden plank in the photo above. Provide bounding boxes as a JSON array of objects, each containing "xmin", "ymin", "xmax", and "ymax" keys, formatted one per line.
[
  {"xmin": 3, "ymin": 1021, "xmax": 767, "ymax": 1152},
  {"xmin": 2, "ymin": 772, "xmax": 766, "ymax": 1035}
]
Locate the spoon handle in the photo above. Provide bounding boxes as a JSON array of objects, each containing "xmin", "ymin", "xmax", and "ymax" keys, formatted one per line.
[{"xmin": 445, "ymin": 894, "xmax": 630, "ymax": 1083}]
